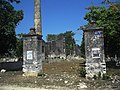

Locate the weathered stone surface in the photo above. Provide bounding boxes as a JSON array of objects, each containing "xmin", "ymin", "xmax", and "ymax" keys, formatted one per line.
[
  {"xmin": 23, "ymin": 29, "xmax": 43, "ymax": 76},
  {"xmin": 83, "ymin": 23, "xmax": 106, "ymax": 78},
  {"xmin": 45, "ymin": 36, "xmax": 81, "ymax": 60},
  {"xmin": 45, "ymin": 38, "xmax": 66, "ymax": 59},
  {"xmin": 34, "ymin": 0, "xmax": 42, "ymax": 35},
  {"xmin": 23, "ymin": 0, "xmax": 43, "ymax": 76}
]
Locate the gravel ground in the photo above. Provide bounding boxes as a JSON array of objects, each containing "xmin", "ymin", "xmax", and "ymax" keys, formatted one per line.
[
  {"xmin": 0, "ymin": 59, "xmax": 120, "ymax": 90},
  {"xmin": 0, "ymin": 85, "xmax": 78, "ymax": 90}
]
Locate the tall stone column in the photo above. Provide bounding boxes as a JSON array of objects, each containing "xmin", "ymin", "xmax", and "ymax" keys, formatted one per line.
[
  {"xmin": 22, "ymin": 0, "xmax": 43, "ymax": 76},
  {"xmin": 34, "ymin": 0, "xmax": 42, "ymax": 35}
]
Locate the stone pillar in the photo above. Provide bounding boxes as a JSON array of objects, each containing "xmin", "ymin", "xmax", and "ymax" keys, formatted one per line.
[
  {"xmin": 23, "ymin": 28, "xmax": 42, "ymax": 76},
  {"xmin": 83, "ymin": 22, "xmax": 106, "ymax": 78},
  {"xmin": 34, "ymin": 0, "xmax": 42, "ymax": 35},
  {"xmin": 22, "ymin": 0, "xmax": 43, "ymax": 76}
]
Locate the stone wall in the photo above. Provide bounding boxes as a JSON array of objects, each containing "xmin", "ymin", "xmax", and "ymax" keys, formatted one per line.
[
  {"xmin": 45, "ymin": 38, "xmax": 66, "ymax": 59},
  {"xmin": 45, "ymin": 37, "xmax": 81, "ymax": 60}
]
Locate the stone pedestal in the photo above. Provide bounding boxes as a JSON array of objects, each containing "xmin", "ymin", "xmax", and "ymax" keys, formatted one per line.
[
  {"xmin": 22, "ymin": 28, "xmax": 42, "ymax": 76},
  {"xmin": 83, "ymin": 23, "xmax": 106, "ymax": 78}
]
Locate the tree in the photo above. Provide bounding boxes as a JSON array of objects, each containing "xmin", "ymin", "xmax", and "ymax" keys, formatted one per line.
[
  {"xmin": 83, "ymin": 1, "xmax": 120, "ymax": 57},
  {"xmin": 80, "ymin": 32, "xmax": 85, "ymax": 58},
  {"xmin": 46, "ymin": 34, "xmax": 58, "ymax": 41},
  {"xmin": 16, "ymin": 33, "xmax": 23, "ymax": 57},
  {"xmin": 64, "ymin": 31, "xmax": 75, "ymax": 56},
  {"xmin": 0, "ymin": 0, "xmax": 23, "ymax": 57}
]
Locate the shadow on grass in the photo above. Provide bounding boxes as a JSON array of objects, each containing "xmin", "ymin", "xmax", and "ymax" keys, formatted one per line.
[
  {"xmin": 106, "ymin": 61, "xmax": 120, "ymax": 69},
  {"xmin": 0, "ymin": 60, "xmax": 23, "ymax": 71}
]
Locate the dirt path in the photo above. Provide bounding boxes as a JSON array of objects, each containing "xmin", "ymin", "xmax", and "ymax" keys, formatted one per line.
[
  {"xmin": 0, "ymin": 59, "xmax": 120, "ymax": 90},
  {"xmin": 0, "ymin": 85, "xmax": 79, "ymax": 90},
  {"xmin": 0, "ymin": 86, "xmax": 42, "ymax": 90}
]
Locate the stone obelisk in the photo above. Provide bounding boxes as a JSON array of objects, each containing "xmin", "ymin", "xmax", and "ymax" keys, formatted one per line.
[
  {"xmin": 34, "ymin": 0, "xmax": 42, "ymax": 35},
  {"xmin": 22, "ymin": 0, "xmax": 43, "ymax": 76}
]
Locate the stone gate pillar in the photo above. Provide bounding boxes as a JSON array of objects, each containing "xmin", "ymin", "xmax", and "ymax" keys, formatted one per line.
[
  {"xmin": 22, "ymin": 0, "xmax": 42, "ymax": 76},
  {"xmin": 83, "ymin": 22, "xmax": 106, "ymax": 78},
  {"xmin": 23, "ymin": 28, "xmax": 42, "ymax": 76}
]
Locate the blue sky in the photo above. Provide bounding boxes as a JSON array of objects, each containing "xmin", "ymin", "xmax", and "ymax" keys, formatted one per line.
[{"xmin": 13, "ymin": 0, "xmax": 104, "ymax": 45}]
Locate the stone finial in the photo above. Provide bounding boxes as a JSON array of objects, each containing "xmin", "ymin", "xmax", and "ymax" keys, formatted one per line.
[{"xmin": 28, "ymin": 28, "xmax": 36, "ymax": 35}]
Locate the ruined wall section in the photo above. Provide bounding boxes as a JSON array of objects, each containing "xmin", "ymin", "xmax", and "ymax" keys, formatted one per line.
[{"xmin": 45, "ymin": 38, "xmax": 66, "ymax": 59}]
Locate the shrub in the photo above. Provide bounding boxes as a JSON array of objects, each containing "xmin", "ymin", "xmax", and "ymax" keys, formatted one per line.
[
  {"xmin": 98, "ymin": 72, "xmax": 101, "ymax": 79},
  {"xmin": 102, "ymin": 74, "xmax": 110, "ymax": 80},
  {"xmin": 79, "ymin": 67, "xmax": 86, "ymax": 77},
  {"xmin": 37, "ymin": 72, "xmax": 45, "ymax": 77}
]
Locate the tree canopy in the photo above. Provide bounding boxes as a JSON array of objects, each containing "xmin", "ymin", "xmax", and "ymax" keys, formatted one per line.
[
  {"xmin": 83, "ymin": 1, "xmax": 120, "ymax": 57},
  {"xmin": 0, "ymin": 0, "xmax": 23, "ymax": 57},
  {"xmin": 64, "ymin": 31, "xmax": 75, "ymax": 56}
]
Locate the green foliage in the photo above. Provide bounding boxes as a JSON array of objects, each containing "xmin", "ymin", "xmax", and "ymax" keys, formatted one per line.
[
  {"xmin": 102, "ymin": 74, "xmax": 110, "ymax": 80},
  {"xmin": 37, "ymin": 72, "xmax": 45, "ymax": 77},
  {"xmin": 93, "ymin": 72, "xmax": 101, "ymax": 80},
  {"xmin": 46, "ymin": 34, "xmax": 58, "ymax": 41},
  {"xmin": 98, "ymin": 72, "xmax": 101, "ymax": 79},
  {"xmin": 93, "ymin": 73, "xmax": 110, "ymax": 80},
  {"xmin": 64, "ymin": 31, "xmax": 75, "ymax": 56},
  {"xmin": 16, "ymin": 33, "xmax": 23, "ymax": 57},
  {"xmin": 84, "ymin": 2, "xmax": 120, "ymax": 57},
  {"xmin": 57, "ymin": 33, "xmax": 64, "ymax": 39},
  {"xmin": 79, "ymin": 67, "xmax": 86, "ymax": 77},
  {"xmin": 80, "ymin": 32, "xmax": 85, "ymax": 58},
  {"xmin": 0, "ymin": 0, "xmax": 23, "ymax": 57}
]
